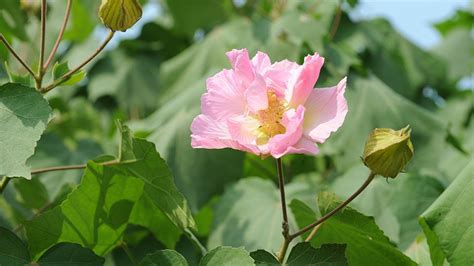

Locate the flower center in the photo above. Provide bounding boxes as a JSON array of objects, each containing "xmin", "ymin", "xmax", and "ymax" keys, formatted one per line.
[{"xmin": 256, "ymin": 91, "xmax": 286, "ymax": 144}]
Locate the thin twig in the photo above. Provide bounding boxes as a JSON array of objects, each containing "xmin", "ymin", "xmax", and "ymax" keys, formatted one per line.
[
  {"xmin": 38, "ymin": 0, "xmax": 47, "ymax": 75},
  {"xmin": 31, "ymin": 160, "xmax": 119, "ymax": 175},
  {"xmin": 289, "ymin": 172, "xmax": 376, "ymax": 239},
  {"xmin": 0, "ymin": 35, "xmax": 36, "ymax": 78},
  {"xmin": 0, "ymin": 176, "xmax": 11, "ymax": 194},
  {"xmin": 276, "ymin": 158, "xmax": 290, "ymax": 263},
  {"xmin": 43, "ymin": 0, "xmax": 72, "ymax": 71},
  {"xmin": 41, "ymin": 30, "xmax": 115, "ymax": 93},
  {"xmin": 304, "ymin": 224, "xmax": 320, "ymax": 242}
]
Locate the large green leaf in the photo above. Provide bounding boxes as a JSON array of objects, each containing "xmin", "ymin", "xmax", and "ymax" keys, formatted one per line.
[
  {"xmin": 26, "ymin": 124, "xmax": 195, "ymax": 257},
  {"xmin": 129, "ymin": 193, "xmax": 182, "ymax": 249},
  {"xmin": 118, "ymin": 124, "xmax": 196, "ymax": 230},
  {"xmin": 290, "ymin": 193, "xmax": 416, "ymax": 266},
  {"xmin": 25, "ymin": 159, "xmax": 144, "ymax": 258},
  {"xmin": 286, "ymin": 243, "xmax": 348, "ymax": 266},
  {"xmin": 250, "ymin": 249, "xmax": 280, "ymax": 265},
  {"xmin": 200, "ymin": 246, "xmax": 254, "ymax": 266},
  {"xmin": 37, "ymin": 243, "xmax": 105, "ymax": 265},
  {"xmin": 0, "ymin": 83, "xmax": 51, "ymax": 179},
  {"xmin": 1, "ymin": 226, "xmax": 104, "ymax": 265},
  {"xmin": 0, "ymin": 226, "xmax": 30, "ymax": 265},
  {"xmin": 419, "ymin": 160, "xmax": 474, "ymax": 266},
  {"xmin": 208, "ymin": 177, "xmax": 315, "ymax": 252},
  {"xmin": 140, "ymin": 249, "xmax": 188, "ymax": 266}
]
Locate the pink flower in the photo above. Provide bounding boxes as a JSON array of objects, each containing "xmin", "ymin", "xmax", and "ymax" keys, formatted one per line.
[{"xmin": 190, "ymin": 49, "xmax": 348, "ymax": 158}]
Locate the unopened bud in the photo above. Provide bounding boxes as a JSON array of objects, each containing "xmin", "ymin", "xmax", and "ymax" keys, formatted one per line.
[
  {"xmin": 99, "ymin": 0, "xmax": 142, "ymax": 32},
  {"xmin": 363, "ymin": 125, "xmax": 414, "ymax": 178}
]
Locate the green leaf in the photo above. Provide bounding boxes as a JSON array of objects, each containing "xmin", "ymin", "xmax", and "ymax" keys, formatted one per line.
[
  {"xmin": 200, "ymin": 247, "xmax": 254, "ymax": 266},
  {"xmin": 434, "ymin": 10, "xmax": 474, "ymax": 36},
  {"xmin": 290, "ymin": 193, "xmax": 416, "ymax": 266},
  {"xmin": 62, "ymin": 0, "xmax": 99, "ymax": 42},
  {"xmin": 140, "ymin": 250, "xmax": 188, "ymax": 266},
  {"xmin": 13, "ymin": 177, "xmax": 49, "ymax": 209},
  {"xmin": 336, "ymin": 19, "xmax": 447, "ymax": 98},
  {"xmin": 419, "ymin": 160, "xmax": 474, "ymax": 266},
  {"xmin": 0, "ymin": 1, "xmax": 28, "ymax": 41},
  {"xmin": 27, "ymin": 132, "xmax": 104, "ymax": 199},
  {"xmin": 52, "ymin": 62, "xmax": 86, "ymax": 86},
  {"xmin": 250, "ymin": 250, "xmax": 279, "ymax": 265},
  {"xmin": 130, "ymin": 79, "xmax": 245, "ymax": 211},
  {"xmin": 88, "ymin": 50, "xmax": 161, "ymax": 112},
  {"xmin": 165, "ymin": 0, "xmax": 230, "ymax": 37},
  {"xmin": 4, "ymin": 62, "xmax": 33, "ymax": 87},
  {"xmin": 0, "ymin": 83, "xmax": 51, "ymax": 179},
  {"xmin": 25, "ymin": 160, "xmax": 145, "ymax": 259},
  {"xmin": 0, "ymin": 226, "xmax": 30, "ymax": 265},
  {"xmin": 433, "ymin": 28, "xmax": 473, "ymax": 81},
  {"xmin": 405, "ymin": 234, "xmax": 434, "ymax": 266},
  {"xmin": 118, "ymin": 124, "xmax": 196, "ymax": 230},
  {"xmin": 286, "ymin": 243, "xmax": 348, "ymax": 266},
  {"xmin": 37, "ymin": 243, "xmax": 105, "ymax": 265},
  {"xmin": 208, "ymin": 177, "xmax": 315, "ymax": 252},
  {"xmin": 129, "ymin": 193, "xmax": 182, "ymax": 249}
]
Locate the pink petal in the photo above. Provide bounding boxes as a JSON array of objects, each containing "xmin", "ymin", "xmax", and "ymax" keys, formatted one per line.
[
  {"xmin": 303, "ymin": 77, "xmax": 348, "ymax": 143},
  {"xmin": 286, "ymin": 54, "xmax": 325, "ymax": 107},
  {"xmin": 191, "ymin": 114, "xmax": 234, "ymax": 149},
  {"xmin": 280, "ymin": 136, "xmax": 319, "ymax": 156},
  {"xmin": 268, "ymin": 106, "xmax": 305, "ymax": 158},
  {"xmin": 245, "ymin": 75, "xmax": 268, "ymax": 113},
  {"xmin": 202, "ymin": 69, "xmax": 246, "ymax": 120},
  {"xmin": 251, "ymin": 51, "xmax": 271, "ymax": 75},
  {"xmin": 227, "ymin": 115, "xmax": 261, "ymax": 154},
  {"xmin": 264, "ymin": 59, "xmax": 299, "ymax": 97},
  {"xmin": 226, "ymin": 48, "xmax": 255, "ymax": 87}
]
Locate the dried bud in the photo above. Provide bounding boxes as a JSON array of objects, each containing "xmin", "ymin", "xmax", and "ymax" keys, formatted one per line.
[
  {"xmin": 99, "ymin": 0, "xmax": 142, "ymax": 32},
  {"xmin": 363, "ymin": 125, "xmax": 414, "ymax": 178}
]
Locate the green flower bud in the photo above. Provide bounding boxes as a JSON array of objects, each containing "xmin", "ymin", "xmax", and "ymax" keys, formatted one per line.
[
  {"xmin": 99, "ymin": 0, "xmax": 142, "ymax": 32},
  {"xmin": 363, "ymin": 125, "xmax": 414, "ymax": 178}
]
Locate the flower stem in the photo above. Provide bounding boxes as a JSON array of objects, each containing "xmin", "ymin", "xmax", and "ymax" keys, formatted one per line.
[
  {"xmin": 41, "ymin": 30, "xmax": 115, "ymax": 93},
  {"xmin": 289, "ymin": 172, "xmax": 376, "ymax": 239},
  {"xmin": 0, "ymin": 34, "xmax": 36, "ymax": 78},
  {"xmin": 43, "ymin": 0, "xmax": 72, "ymax": 71},
  {"xmin": 276, "ymin": 158, "xmax": 290, "ymax": 263}
]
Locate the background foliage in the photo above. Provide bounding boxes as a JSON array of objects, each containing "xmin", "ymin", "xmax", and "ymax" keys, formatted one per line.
[{"xmin": 0, "ymin": 0, "xmax": 472, "ymax": 265}]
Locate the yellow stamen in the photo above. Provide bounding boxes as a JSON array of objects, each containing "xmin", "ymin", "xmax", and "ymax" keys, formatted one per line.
[{"xmin": 256, "ymin": 91, "xmax": 286, "ymax": 144}]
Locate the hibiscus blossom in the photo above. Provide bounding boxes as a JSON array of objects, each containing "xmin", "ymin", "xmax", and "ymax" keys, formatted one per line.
[{"xmin": 190, "ymin": 49, "xmax": 348, "ymax": 158}]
